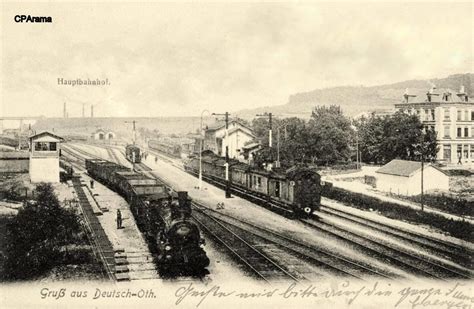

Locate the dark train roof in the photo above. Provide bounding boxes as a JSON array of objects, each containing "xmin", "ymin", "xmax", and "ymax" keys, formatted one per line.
[{"xmin": 126, "ymin": 144, "xmax": 140, "ymax": 149}]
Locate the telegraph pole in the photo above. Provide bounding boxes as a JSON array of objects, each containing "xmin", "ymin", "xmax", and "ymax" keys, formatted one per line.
[
  {"xmin": 256, "ymin": 112, "xmax": 273, "ymax": 147},
  {"xmin": 212, "ymin": 112, "xmax": 231, "ymax": 198},
  {"xmin": 125, "ymin": 120, "xmax": 138, "ymax": 145}
]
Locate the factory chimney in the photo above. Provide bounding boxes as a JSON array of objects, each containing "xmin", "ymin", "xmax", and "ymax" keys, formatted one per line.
[{"xmin": 91, "ymin": 105, "xmax": 94, "ymax": 118}]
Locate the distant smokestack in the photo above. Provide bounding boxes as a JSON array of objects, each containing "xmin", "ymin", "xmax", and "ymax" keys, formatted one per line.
[
  {"xmin": 91, "ymin": 105, "xmax": 94, "ymax": 118},
  {"xmin": 82, "ymin": 104, "xmax": 85, "ymax": 117}
]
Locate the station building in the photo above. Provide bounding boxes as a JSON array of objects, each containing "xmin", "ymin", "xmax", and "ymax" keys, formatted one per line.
[
  {"xmin": 29, "ymin": 131, "xmax": 64, "ymax": 183},
  {"xmin": 203, "ymin": 120, "xmax": 255, "ymax": 159},
  {"xmin": 394, "ymin": 87, "xmax": 473, "ymax": 166},
  {"xmin": 375, "ymin": 159, "xmax": 450, "ymax": 196}
]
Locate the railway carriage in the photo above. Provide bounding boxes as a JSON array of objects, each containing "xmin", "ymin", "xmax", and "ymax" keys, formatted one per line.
[
  {"xmin": 125, "ymin": 144, "xmax": 141, "ymax": 163},
  {"xmin": 148, "ymin": 140, "xmax": 182, "ymax": 158},
  {"xmin": 184, "ymin": 151, "xmax": 327, "ymax": 217},
  {"xmin": 85, "ymin": 158, "xmax": 209, "ymax": 276}
]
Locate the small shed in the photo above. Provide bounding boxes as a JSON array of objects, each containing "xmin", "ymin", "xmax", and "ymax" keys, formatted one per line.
[
  {"xmin": 29, "ymin": 131, "xmax": 64, "ymax": 183},
  {"xmin": 92, "ymin": 129, "xmax": 115, "ymax": 140},
  {"xmin": 375, "ymin": 159, "xmax": 450, "ymax": 196}
]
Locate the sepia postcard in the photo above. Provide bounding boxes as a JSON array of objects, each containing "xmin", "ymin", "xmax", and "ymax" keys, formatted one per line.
[{"xmin": 0, "ymin": 0, "xmax": 473, "ymax": 308}]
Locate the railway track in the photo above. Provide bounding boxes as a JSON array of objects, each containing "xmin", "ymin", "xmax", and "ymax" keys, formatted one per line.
[
  {"xmin": 71, "ymin": 177, "xmax": 116, "ymax": 280},
  {"xmin": 183, "ymin": 167, "xmax": 473, "ymax": 279},
  {"xmin": 192, "ymin": 204, "xmax": 396, "ymax": 280},
  {"xmin": 319, "ymin": 204, "xmax": 474, "ymax": 269},
  {"xmin": 301, "ymin": 217, "xmax": 472, "ymax": 280},
  {"xmin": 192, "ymin": 207, "xmax": 301, "ymax": 282},
  {"xmin": 66, "ymin": 144, "xmax": 473, "ymax": 280}
]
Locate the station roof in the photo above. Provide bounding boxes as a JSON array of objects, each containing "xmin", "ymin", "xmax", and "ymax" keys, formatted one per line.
[{"xmin": 29, "ymin": 131, "xmax": 64, "ymax": 142}]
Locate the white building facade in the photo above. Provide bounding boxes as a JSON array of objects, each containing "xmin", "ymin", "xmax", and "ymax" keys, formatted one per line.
[
  {"xmin": 29, "ymin": 132, "xmax": 64, "ymax": 183},
  {"xmin": 395, "ymin": 87, "xmax": 473, "ymax": 166},
  {"xmin": 204, "ymin": 121, "xmax": 255, "ymax": 159}
]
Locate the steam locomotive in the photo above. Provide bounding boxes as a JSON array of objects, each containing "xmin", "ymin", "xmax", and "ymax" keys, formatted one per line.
[
  {"xmin": 85, "ymin": 158, "xmax": 209, "ymax": 276},
  {"xmin": 184, "ymin": 150, "xmax": 328, "ymax": 218},
  {"xmin": 125, "ymin": 144, "xmax": 141, "ymax": 163}
]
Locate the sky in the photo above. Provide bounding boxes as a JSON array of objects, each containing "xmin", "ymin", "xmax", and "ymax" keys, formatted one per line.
[{"xmin": 1, "ymin": 1, "xmax": 473, "ymax": 118}]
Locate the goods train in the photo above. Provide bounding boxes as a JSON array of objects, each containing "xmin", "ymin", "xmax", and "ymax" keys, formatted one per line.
[
  {"xmin": 148, "ymin": 140, "xmax": 182, "ymax": 158},
  {"xmin": 125, "ymin": 144, "xmax": 141, "ymax": 163},
  {"xmin": 184, "ymin": 150, "xmax": 329, "ymax": 217},
  {"xmin": 85, "ymin": 158, "xmax": 209, "ymax": 276}
]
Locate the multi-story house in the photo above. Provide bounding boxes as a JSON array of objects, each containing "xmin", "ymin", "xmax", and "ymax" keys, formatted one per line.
[
  {"xmin": 203, "ymin": 120, "xmax": 255, "ymax": 159},
  {"xmin": 395, "ymin": 87, "xmax": 473, "ymax": 166}
]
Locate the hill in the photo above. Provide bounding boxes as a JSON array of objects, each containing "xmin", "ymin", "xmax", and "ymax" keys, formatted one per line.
[{"xmin": 236, "ymin": 73, "xmax": 473, "ymax": 118}]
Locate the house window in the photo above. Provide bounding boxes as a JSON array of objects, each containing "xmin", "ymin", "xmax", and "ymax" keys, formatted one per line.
[
  {"xmin": 471, "ymin": 111, "xmax": 474, "ymax": 121},
  {"xmin": 257, "ymin": 177, "xmax": 262, "ymax": 187},
  {"xmin": 275, "ymin": 181, "xmax": 280, "ymax": 198},
  {"xmin": 465, "ymin": 111, "xmax": 469, "ymax": 121},
  {"xmin": 465, "ymin": 128, "xmax": 469, "ymax": 137},
  {"xmin": 471, "ymin": 145, "xmax": 474, "ymax": 159},
  {"xmin": 457, "ymin": 145, "xmax": 462, "ymax": 159},
  {"xmin": 464, "ymin": 145, "xmax": 469, "ymax": 158},
  {"xmin": 443, "ymin": 145, "xmax": 451, "ymax": 160},
  {"xmin": 444, "ymin": 109, "xmax": 450, "ymax": 120},
  {"xmin": 34, "ymin": 142, "xmax": 56, "ymax": 151},
  {"xmin": 431, "ymin": 109, "xmax": 435, "ymax": 121},
  {"xmin": 457, "ymin": 128, "xmax": 462, "ymax": 137},
  {"xmin": 457, "ymin": 110, "xmax": 462, "ymax": 121},
  {"xmin": 444, "ymin": 126, "xmax": 450, "ymax": 138}
]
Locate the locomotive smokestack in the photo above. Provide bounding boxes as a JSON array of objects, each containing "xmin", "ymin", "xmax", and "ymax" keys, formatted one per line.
[{"xmin": 178, "ymin": 191, "xmax": 188, "ymax": 205}]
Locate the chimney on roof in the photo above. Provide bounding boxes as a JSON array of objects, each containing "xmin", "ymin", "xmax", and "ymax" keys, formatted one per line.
[
  {"xmin": 427, "ymin": 86, "xmax": 439, "ymax": 102},
  {"xmin": 403, "ymin": 88, "xmax": 416, "ymax": 103},
  {"xmin": 457, "ymin": 85, "xmax": 468, "ymax": 102}
]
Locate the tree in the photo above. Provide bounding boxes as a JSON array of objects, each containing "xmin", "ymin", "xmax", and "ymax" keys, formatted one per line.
[
  {"xmin": 356, "ymin": 111, "xmax": 438, "ymax": 164},
  {"xmin": 307, "ymin": 105, "xmax": 353, "ymax": 164},
  {"xmin": 3, "ymin": 183, "xmax": 80, "ymax": 280}
]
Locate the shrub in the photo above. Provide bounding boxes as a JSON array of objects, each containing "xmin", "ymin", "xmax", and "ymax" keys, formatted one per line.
[{"xmin": 3, "ymin": 183, "xmax": 81, "ymax": 280}]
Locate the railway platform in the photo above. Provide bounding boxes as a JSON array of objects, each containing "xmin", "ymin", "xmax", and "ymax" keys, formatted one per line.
[{"xmin": 73, "ymin": 173, "xmax": 160, "ymax": 281}]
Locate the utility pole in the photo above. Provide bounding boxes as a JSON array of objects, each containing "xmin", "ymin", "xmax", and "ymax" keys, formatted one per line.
[
  {"xmin": 421, "ymin": 153, "xmax": 424, "ymax": 212},
  {"xmin": 212, "ymin": 112, "xmax": 231, "ymax": 198},
  {"xmin": 125, "ymin": 120, "xmax": 138, "ymax": 145},
  {"xmin": 199, "ymin": 110, "xmax": 210, "ymax": 190},
  {"xmin": 256, "ymin": 112, "xmax": 272, "ymax": 147}
]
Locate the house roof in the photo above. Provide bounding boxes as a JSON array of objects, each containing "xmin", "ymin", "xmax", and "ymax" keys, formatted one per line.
[
  {"xmin": 242, "ymin": 142, "xmax": 261, "ymax": 150},
  {"xmin": 227, "ymin": 127, "xmax": 255, "ymax": 137},
  {"xmin": 376, "ymin": 159, "xmax": 448, "ymax": 177},
  {"xmin": 376, "ymin": 160, "xmax": 423, "ymax": 177},
  {"xmin": 29, "ymin": 131, "xmax": 64, "ymax": 142},
  {"xmin": 397, "ymin": 88, "xmax": 472, "ymax": 105},
  {"xmin": 206, "ymin": 120, "xmax": 253, "ymax": 132}
]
